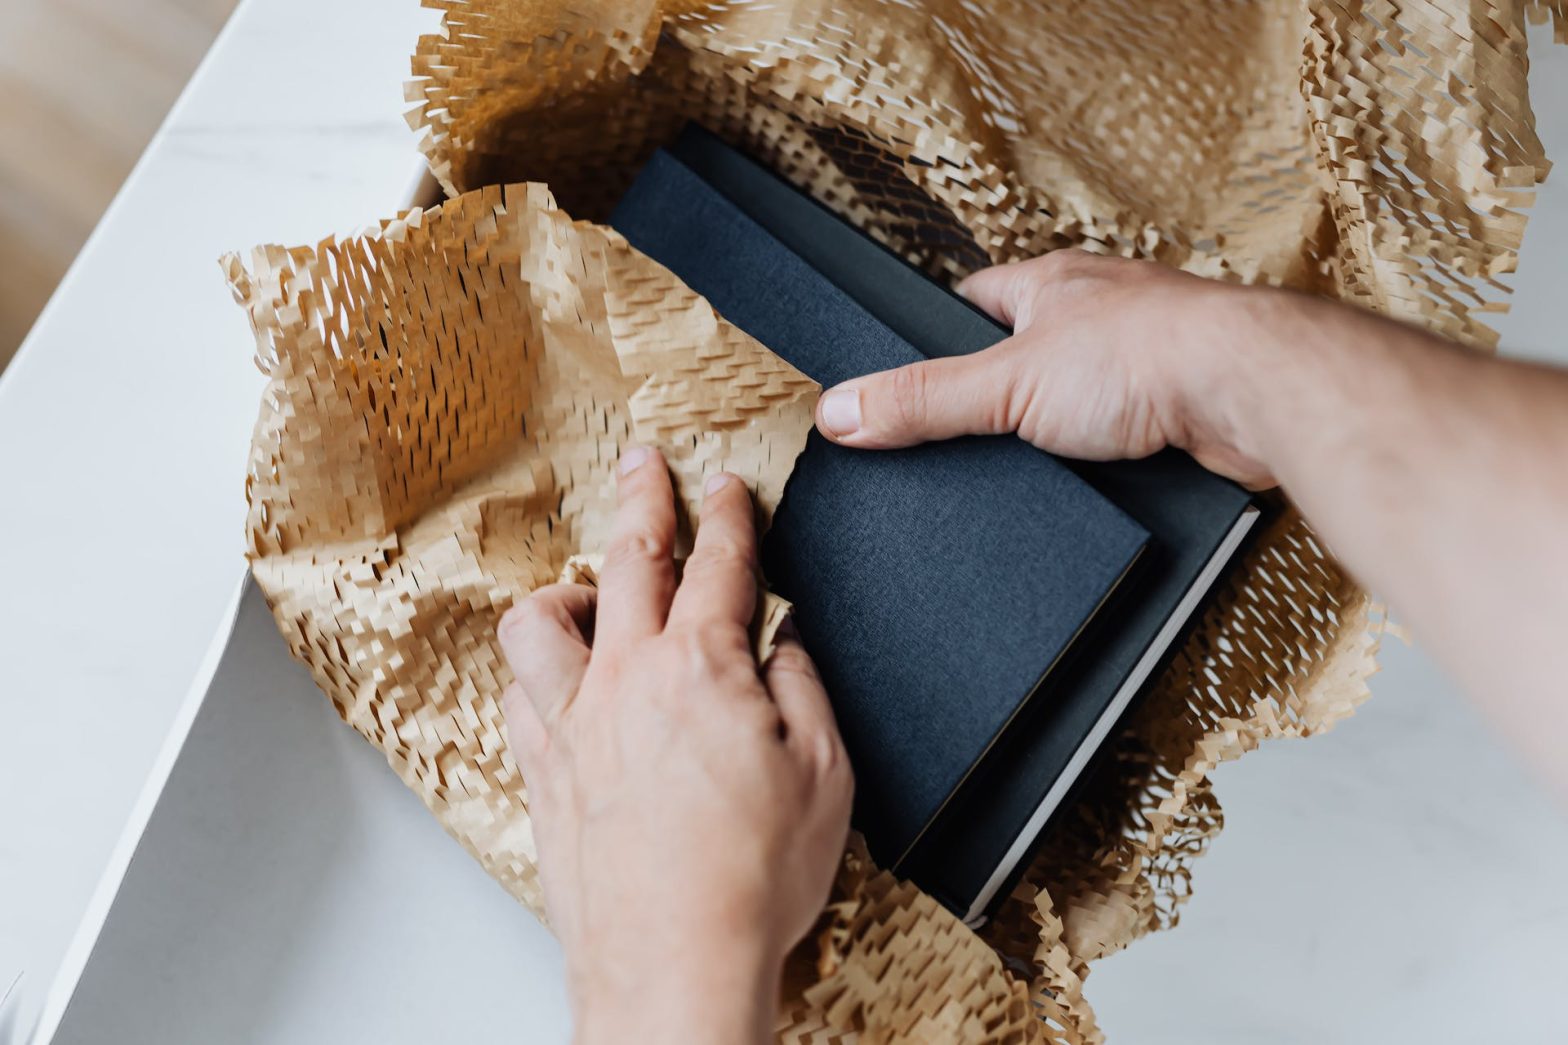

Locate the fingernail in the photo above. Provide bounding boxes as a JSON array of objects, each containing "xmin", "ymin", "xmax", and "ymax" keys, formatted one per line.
[
  {"xmin": 618, "ymin": 445, "xmax": 651, "ymax": 476},
  {"xmin": 954, "ymin": 276, "xmax": 975, "ymax": 301},
  {"xmin": 819, "ymin": 387, "xmax": 861, "ymax": 437},
  {"xmin": 704, "ymin": 472, "xmax": 734, "ymax": 496}
]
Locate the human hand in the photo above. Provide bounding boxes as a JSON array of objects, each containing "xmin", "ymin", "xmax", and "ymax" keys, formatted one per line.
[
  {"xmin": 812, "ymin": 249, "xmax": 1286, "ymax": 488},
  {"xmin": 810, "ymin": 247, "xmax": 1568, "ymax": 805},
  {"xmin": 496, "ymin": 447, "xmax": 853, "ymax": 1045}
]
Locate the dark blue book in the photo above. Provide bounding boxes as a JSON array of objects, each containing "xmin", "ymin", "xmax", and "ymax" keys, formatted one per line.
[
  {"xmin": 661, "ymin": 126, "xmax": 1259, "ymax": 924},
  {"xmin": 611, "ymin": 152, "xmax": 1150, "ymax": 873}
]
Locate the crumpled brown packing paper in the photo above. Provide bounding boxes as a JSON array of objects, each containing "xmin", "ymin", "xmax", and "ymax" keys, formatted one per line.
[
  {"xmin": 225, "ymin": 183, "xmax": 817, "ymax": 914},
  {"xmin": 231, "ymin": 0, "xmax": 1562, "ymax": 1040}
]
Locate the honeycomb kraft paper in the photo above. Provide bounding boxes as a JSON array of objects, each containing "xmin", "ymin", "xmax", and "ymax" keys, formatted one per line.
[{"xmin": 227, "ymin": 1, "xmax": 1564, "ymax": 1041}]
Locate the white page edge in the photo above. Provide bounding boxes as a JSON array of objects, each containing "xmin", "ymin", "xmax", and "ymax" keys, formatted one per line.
[{"xmin": 965, "ymin": 505, "xmax": 1263, "ymax": 926}]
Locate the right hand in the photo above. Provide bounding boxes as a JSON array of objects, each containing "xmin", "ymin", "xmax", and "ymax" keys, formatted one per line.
[
  {"xmin": 814, "ymin": 248, "xmax": 1568, "ymax": 813},
  {"xmin": 812, "ymin": 249, "xmax": 1283, "ymax": 488}
]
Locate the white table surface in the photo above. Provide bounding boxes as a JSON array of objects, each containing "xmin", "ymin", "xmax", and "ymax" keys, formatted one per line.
[
  {"xmin": 0, "ymin": 0, "xmax": 440, "ymax": 1037},
  {"xmin": 1, "ymin": 4, "xmax": 1565, "ymax": 1042}
]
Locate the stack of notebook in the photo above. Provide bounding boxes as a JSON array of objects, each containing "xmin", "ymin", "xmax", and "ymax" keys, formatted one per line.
[{"xmin": 610, "ymin": 126, "xmax": 1259, "ymax": 925}]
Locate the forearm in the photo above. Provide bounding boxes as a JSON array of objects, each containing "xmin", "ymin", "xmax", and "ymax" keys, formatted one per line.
[{"xmin": 1207, "ymin": 290, "xmax": 1568, "ymax": 795}]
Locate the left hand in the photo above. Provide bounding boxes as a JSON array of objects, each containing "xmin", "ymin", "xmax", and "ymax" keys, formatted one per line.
[{"xmin": 496, "ymin": 446, "xmax": 853, "ymax": 1045}]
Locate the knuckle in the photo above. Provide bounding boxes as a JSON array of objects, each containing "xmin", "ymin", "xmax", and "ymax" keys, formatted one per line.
[
  {"xmin": 810, "ymin": 733, "xmax": 842, "ymax": 773},
  {"xmin": 605, "ymin": 527, "xmax": 671, "ymax": 571},
  {"xmin": 498, "ymin": 594, "xmax": 552, "ymax": 643},
  {"xmin": 1019, "ymin": 250, "xmax": 1126, "ymax": 329},
  {"xmin": 686, "ymin": 536, "xmax": 754, "ymax": 572},
  {"xmin": 1038, "ymin": 246, "xmax": 1123, "ymax": 280},
  {"xmin": 1032, "ymin": 247, "xmax": 1083, "ymax": 279},
  {"xmin": 1033, "ymin": 248, "xmax": 1103, "ymax": 291},
  {"xmin": 797, "ymin": 727, "xmax": 853, "ymax": 797},
  {"xmin": 722, "ymin": 629, "xmax": 758, "ymax": 665},
  {"xmin": 666, "ymin": 628, "xmax": 719, "ymax": 672},
  {"xmin": 994, "ymin": 351, "xmax": 1037, "ymax": 433},
  {"xmin": 1023, "ymin": 249, "xmax": 1093, "ymax": 300},
  {"xmin": 668, "ymin": 626, "xmax": 751, "ymax": 678},
  {"xmin": 500, "ymin": 681, "xmax": 529, "ymax": 717},
  {"xmin": 1047, "ymin": 246, "xmax": 1095, "ymax": 269},
  {"xmin": 769, "ymin": 642, "xmax": 819, "ymax": 680},
  {"xmin": 834, "ymin": 761, "xmax": 855, "ymax": 806},
  {"xmin": 887, "ymin": 363, "xmax": 931, "ymax": 432},
  {"xmin": 738, "ymin": 696, "xmax": 784, "ymax": 735}
]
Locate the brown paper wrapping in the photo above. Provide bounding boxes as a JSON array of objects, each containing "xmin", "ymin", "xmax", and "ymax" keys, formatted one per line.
[
  {"xmin": 231, "ymin": 0, "xmax": 1561, "ymax": 1040},
  {"xmin": 224, "ymin": 184, "xmax": 817, "ymax": 914}
]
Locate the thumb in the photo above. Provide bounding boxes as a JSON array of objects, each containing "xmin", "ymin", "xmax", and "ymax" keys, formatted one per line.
[{"xmin": 814, "ymin": 347, "xmax": 1025, "ymax": 450}]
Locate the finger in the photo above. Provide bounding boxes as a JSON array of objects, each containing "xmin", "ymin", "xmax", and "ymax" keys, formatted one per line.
[
  {"xmin": 766, "ymin": 631, "xmax": 846, "ymax": 770},
  {"xmin": 955, "ymin": 260, "xmax": 1032, "ymax": 326},
  {"xmin": 667, "ymin": 473, "xmax": 759, "ymax": 631},
  {"xmin": 814, "ymin": 345, "xmax": 1028, "ymax": 450},
  {"xmin": 956, "ymin": 250, "xmax": 1094, "ymax": 326},
  {"xmin": 595, "ymin": 445, "xmax": 678, "ymax": 645},
  {"xmin": 497, "ymin": 583, "xmax": 596, "ymax": 720},
  {"xmin": 501, "ymin": 681, "xmax": 549, "ymax": 784}
]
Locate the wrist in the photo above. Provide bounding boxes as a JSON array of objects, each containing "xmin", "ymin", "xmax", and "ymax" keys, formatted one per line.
[
  {"xmin": 1162, "ymin": 282, "xmax": 1338, "ymax": 486},
  {"xmin": 571, "ymin": 938, "xmax": 784, "ymax": 1045}
]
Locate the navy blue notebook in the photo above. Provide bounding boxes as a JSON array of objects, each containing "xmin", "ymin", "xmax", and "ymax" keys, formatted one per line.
[
  {"xmin": 662, "ymin": 126, "xmax": 1259, "ymax": 922},
  {"xmin": 612, "ymin": 152, "xmax": 1149, "ymax": 870}
]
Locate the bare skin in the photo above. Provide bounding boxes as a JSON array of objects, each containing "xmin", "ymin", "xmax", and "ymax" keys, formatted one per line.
[
  {"xmin": 817, "ymin": 250, "xmax": 1568, "ymax": 805},
  {"xmin": 502, "ymin": 250, "xmax": 1568, "ymax": 1042},
  {"xmin": 497, "ymin": 449, "xmax": 852, "ymax": 1045}
]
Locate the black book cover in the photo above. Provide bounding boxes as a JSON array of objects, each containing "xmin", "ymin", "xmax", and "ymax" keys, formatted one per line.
[
  {"xmin": 611, "ymin": 152, "xmax": 1149, "ymax": 870},
  {"xmin": 665, "ymin": 125, "xmax": 1258, "ymax": 921}
]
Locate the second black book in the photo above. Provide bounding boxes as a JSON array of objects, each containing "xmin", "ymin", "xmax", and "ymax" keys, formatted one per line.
[
  {"xmin": 612, "ymin": 150, "xmax": 1149, "ymax": 874},
  {"xmin": 662, "ymin": 125, "xmax": 1260, "ymax": 924}
]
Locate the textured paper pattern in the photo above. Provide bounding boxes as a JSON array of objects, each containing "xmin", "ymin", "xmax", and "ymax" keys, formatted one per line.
[
  {"xmin": 233, "ymin": 0, "xmax": 1560, "ymax": 1041},
  {"xmin": 225, "ymin": 183, "xmax": 816, "ymax": 914}
]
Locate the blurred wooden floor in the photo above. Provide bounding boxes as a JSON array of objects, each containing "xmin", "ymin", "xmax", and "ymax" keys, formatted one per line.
[{"xmin": 0, "ymin": 0, "xmax": 238, "ymax": 373}]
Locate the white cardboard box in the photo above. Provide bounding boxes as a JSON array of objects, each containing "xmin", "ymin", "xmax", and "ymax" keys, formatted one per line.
[
  {"xmin": 23, "ymin": 166, "xmax": 576, "ymax": 1045},
  {"xmin": 26, "ymin": 150, "xmax": 577, "ymax": 1039},
  {"xmin": 42, "ymin": 582, "xmax": 572, "ymax": 1045}
]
